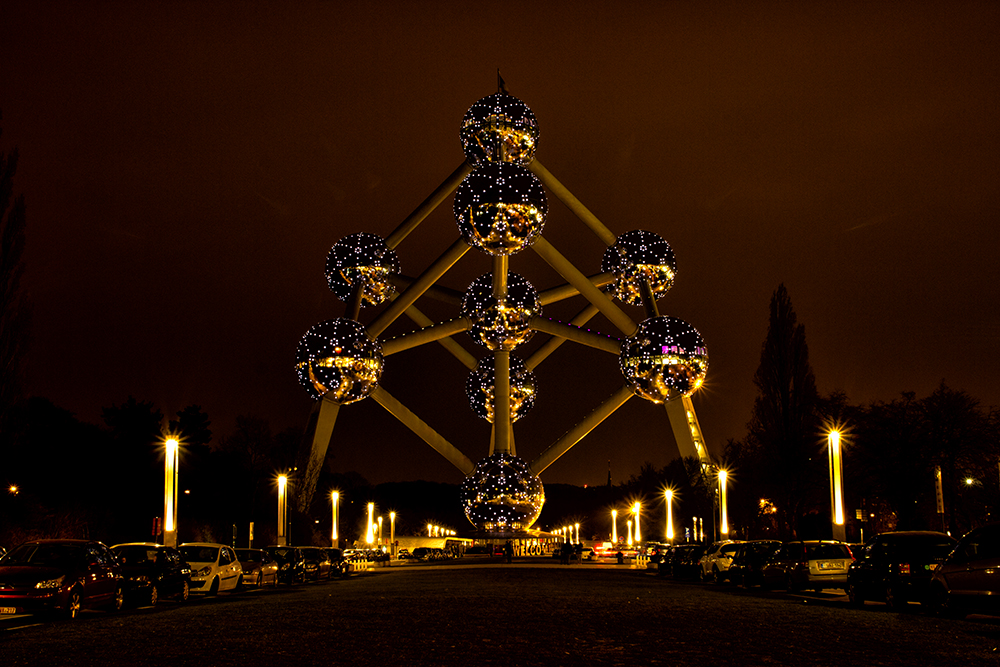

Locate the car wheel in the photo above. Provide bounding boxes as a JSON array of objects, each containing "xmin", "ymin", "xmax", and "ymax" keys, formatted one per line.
[
  {"xmin": 236, "ymin": 575, "xmax": 244, "ymax": 592},
  {"xmin": 786, "ymin": 573, "xmax": 799, "ymax": 593},
  {"xmin": 255, "ymin": 572, "xmax": 262, "ymax": 587},
  {"xmin": 712, "ymin": 567, "xmax": 723, "ymax": 585},
  {"xmin": 65, "ymin": 587, "xmax": 82, "ymax": 619},
  {"xmin": 208, "ymin": 577, "xmax": 220, "ymax": 596},
  {"xmin": 847, "ymin": 580, "xmax": 864, "ymax": 607},
  {"xmin": 884, "ymin": 582, "xmax": 903, "ymax": 610},
  {"xmin": 148, "ymin": 585, "xmax": 158, "ymax": 607},
  {"xmin": 108, "ymin": 586, "xmax": 124, "ymax": 612},
  {"xmin": 927, "ymin": 583, "xmax": 966, "ymax": 619},
  {"xmin": 177, "ymin": 580, "xmax": 190, "ymax": 602}
]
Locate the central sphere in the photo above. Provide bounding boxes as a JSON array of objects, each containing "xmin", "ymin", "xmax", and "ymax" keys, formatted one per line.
[
  {"xmin": 461, "ymin": 272, "xmax": 540, "ymax": 350},
  {"xmin": 619, "ymin": 316, "xmax": 708, "ymax": 403},
  {"xmin": 454, "ymin": 163, "xmax": 547, "ymax": 256},
  {"xmin": 459, "ymin": 92, "xmax": 539, "ymax": 167},
  {"xmin": 294, "ymin": 318, "xmax": 383, "ymax": 403},
  {"xmin": 461, "ymin": 453, "xmax": 545, "ymax": 533},
  {"xmin": 466, "ymin": 355, "xmax": 537, "ymax": 423}
]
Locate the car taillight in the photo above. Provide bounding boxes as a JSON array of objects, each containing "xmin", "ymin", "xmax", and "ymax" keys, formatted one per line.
[{"xmin": 899, "ymin": 563, "xmax": 911, "ymax": 576}]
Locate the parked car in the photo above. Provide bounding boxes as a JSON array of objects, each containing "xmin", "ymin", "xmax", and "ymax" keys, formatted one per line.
[
  {"xmin": 235, "ymin": 548, "xmax": 279, "ymax": 587},
  {"xmin": 846, "ymin": 531, "xmax": 956, "ymax": 609},
  {"xmin": 699, "ymin": 541, "xmax": 743, "ymax": 583},
  {"xmin": 928, "ymin": 524, "xmax": 1000, "ymax": 617},
  {"xmin": 667, "ymin": 544, "xmax": 707, "ymax": 580},
  {"xmin": 760, "ymin": 541, "xmax": 854, "ymax": 592},
  {"xmin": 178, "ymin": 543, "xmax": 243, "ymax": 595},
  {"xmin": 324, "ymin": 548, "xmax": 350, "ymax": 577},
  {"xmin": 300, "ymin": 547, "xmax": 332, "ymax": 580},
  {"xmin": 0, "ymin": 539, "xmax": 124, "ymax": 619},
  {"xmin": 265, "ymin": 546, "xmax": 306, "ymax": 584},
  {"xmin": 727, "ymin": 540, "xmax": 782, "ymax": 588},
  {"xmin": 111, "ymin": 543, "xmax": 192, "ymax": 606}
]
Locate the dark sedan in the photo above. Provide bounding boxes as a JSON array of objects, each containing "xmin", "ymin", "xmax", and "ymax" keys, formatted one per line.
[
  {"xmin": 727, "ymin": 540, "xmax": 782, "ymax": 588},
  {"xmin": 847, "ymin": 531, "xmax": 956, "ymax": 609},
  {"xmin": 111, "ymin": 543, "xmax": 192, "ymax": 606},
  {"xmin": 0, "ymin": 540, "xmax": 124, "ymax": 619},
  {"xmin": 929, "ymin": 523, "xmax": 1000, "ymax": 617},
  {"xmin": 265, "ymin": 546, "xmax": 305, "ymax": 584}
]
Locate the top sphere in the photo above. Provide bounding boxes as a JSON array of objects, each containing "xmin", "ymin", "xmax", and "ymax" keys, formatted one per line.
[
  {"xmin": 325, "ymin": 233, "xmax": 399, "ymax": 307},
  {"xmin": 602, "ymin": 230, "xmax": 676, "ymax": 307},
  {"xmin": 460, "ymin": 93, "xmax": 539, "ymax": 167}
]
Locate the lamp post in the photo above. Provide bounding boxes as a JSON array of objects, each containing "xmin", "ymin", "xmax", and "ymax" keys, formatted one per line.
[
  {"xmin": 632, "ymin": 502, "xmax": 641, "ymax": 545},
  {"xmin": 664, "ymin": 489, "xmax": 674, "ymax": 544},
  {"xmin": 427, "ymin": 523, "xmax": 433, "ymax": 537},
  {"xmin": 574, "ymin": 522, "xmax": 580, "ymax": 545},
  {"xmin": 390, "ymin": 512, "xmax": 396, "ymax": 558},
  {"xmin": 277, "ymin": 475, "xmax": 288, "ymax": 546},
  {"xmin": 626, "ymin": 519, "xmax": 633, "ymax": 547},
  {"xmin": 163, "ymin": 437, "xmax": 179, "ymax": 547},
  {"xmin": 718, "ymin": 470, "xmax": 729, "ymax": 537},
  {"xmin": 331, "ymin": 491, "xmax": 339, "ymax": 548},
  {"xmin": 828, "ymin": 430, "xmax": 846, "ymax": 541},
  {"xmin": 611, "ymin": 509, "xmax": 618, "ymax": 544},
  {"xmin": 366, "ymin": 503, "xmax": 375, "ymax": 545},
  {"xmin": 377, "ymin": 516, "xmax": 383, "ymax": 547}
]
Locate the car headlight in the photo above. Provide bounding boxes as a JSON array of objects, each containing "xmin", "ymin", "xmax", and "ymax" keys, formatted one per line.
[
  {"xmin": 196, "ymin": 566, "xmax": 212, "ymax": 577},
  {"xmin": 280, "ymin": 563, "xmax": 290, "ymax": 571},
  {"xmin": 35, "ymin": 576, "xmax": 65, "ymax": 589}
]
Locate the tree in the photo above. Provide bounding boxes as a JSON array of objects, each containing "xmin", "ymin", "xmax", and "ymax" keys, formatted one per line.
[{"xmin": 0, "ymin": 111, "xmax": 30, "ymax": 439}]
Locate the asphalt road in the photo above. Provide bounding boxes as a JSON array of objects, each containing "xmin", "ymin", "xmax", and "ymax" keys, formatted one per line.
[{"xmin": 3, "ymin": 559, "xmax": 1000, "ymax": 666}]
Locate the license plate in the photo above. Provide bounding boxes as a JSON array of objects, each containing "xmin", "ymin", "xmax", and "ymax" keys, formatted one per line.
[
  {"xmin": 818, "ymin": 561, "xmax": 838, "ymax": 570},
  {"xmin": 928, "ymin": 563, "xmax": 938, "ymax": 571},
  {"xmin": 0, "ymin": 607, "xmax": 18, "ymax": 614}
]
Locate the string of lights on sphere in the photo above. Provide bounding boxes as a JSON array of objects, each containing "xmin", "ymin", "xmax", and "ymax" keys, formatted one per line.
[
  {"xmin": 466, "ymin": 354, "xmax": 537, "ymax": 423},
  {"xmin": 459, "ymin": 92, "xmax": 539, "ymax": 167},
  {"xmin": 294, "ymin": 318, "xmax": 384, "ymax": 403},
  {"xmin": 461, "ymin": 271, "xmax": 540, "ymax": 351},
  {"xmin": 460, "ymin": 452, "xmax": 545, "ymax": 533},
  {"xmin": 453, "ymin": 162, "xmax": 548, "ymax": 255},
  {"xmin": 324, "ymin": 232, "xmax": 400, "ymax": 306},
  {"xmin": 602, "ymin": 229, "xmax": 677, "ymax": 306},
  {"xmin": 619, "ymin": 315, "xmax": 708, "ymax": 404}
]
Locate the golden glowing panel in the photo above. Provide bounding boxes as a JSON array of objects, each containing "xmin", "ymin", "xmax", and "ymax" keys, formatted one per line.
[
  {"xmin": 325, "ymin": 233, "xmax": 399, "ymax": 306},
  {"xmin": 620, "ymin": 316, "xmax": 708, "ymax": 403},
  {"xmin": 460, "ymin": 93, "xmax": 539, "ymax": 167},
  {"xmin": 467, "ymin": 355, "xmax": 536, "ymax": 423},
  {"xmin": 295, "ymin": 318, "xmax": 383, "ymax": 403},
  {"xmin": 454, "ymin": 163, "xmax": 547, "ymax": 256},
  {"xmin": 460, "ymin": 453, "xmax": 545, "ymax": 533},
  {"xmin": 461, "ymin": 271, "xmax": 540, "ymax": 350},
  {"xmin": 602, "ymin": 230, "xmax": 677, "ymax": 306}
]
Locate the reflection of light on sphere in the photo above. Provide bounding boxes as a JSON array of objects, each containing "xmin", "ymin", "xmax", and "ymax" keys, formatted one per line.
[
  {"xmin": 460, "ymin": 93, "xmax": 539, "ymax": 168},
  {"xmin": 325, "ymin": 233, "xmax": 400, "ymax": 307},
  {"xmin": 461, "ymin": 272, "xmax": 540, "ymax": 350},
  {"xmin": 295, "ymin": 318, "xmax": 383, "ymax": 403},
  {"xmin": 454, "ymin": 163, "xmax": 547, "ymax": 255},
  {"xmin": 461, "ymin": 453, "xmax": 545, "ymax": 532},
  {"xmin": 620, "ymin": 316, "xmax": 708, "ymax": 403},
  {"xmin": 466, "ymin": 355, "xmax": 537, "ymax": 423},
  {"xmin": 602, "ymin": 230, "xmax": 676, "ymax": 306}
]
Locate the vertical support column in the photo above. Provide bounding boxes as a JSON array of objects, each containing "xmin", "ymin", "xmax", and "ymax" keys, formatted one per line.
[
  {"xmin": 163, "ymin": 437, "xmax": 179, "ymax": 548},
  {"xmin": 494, "ymin": 349, "xmax": 512, "ymax": 456},
  {"xmin": 277, "ymin": 475, "xmax": 288, "ymax": 546},
  {"xmin": 665, "ymin": 395, "xmax": 710, "ymax": 465}
]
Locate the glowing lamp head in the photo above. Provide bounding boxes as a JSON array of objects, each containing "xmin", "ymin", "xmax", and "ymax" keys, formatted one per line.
[
  {"xmin": 454, "ymin": 163, "xmax": 547, "ymax": 256},
  {"xmin": 602, "ymin": 230, "xmax": 677, "ymax": 306},
  {"xmin": 467, "ymin": 354, "xmax": 536, "ymax": 423},
  {"xmin": 620, "ymin": 316, "xmax": 708, "ymax": 403},
  {"xmin": 461, "ymin": 453, "xmax": 545, "ymax": 533},
  {"xmin": 325, "ymin": 233, "xmax": 399, "ymax": 307},
  {"xmin": 461, "ymin": 272, "xmax": 540, "ymax": 350},
  {"xmin": 295, "ymin": 318, "xmax": 383, "ymax": 403},
  {"xmin": 460, "ymin": 92, "xmax": 539, "ymax": 167},
  {"xmin": 278, "ymin": 475, "xmax": 287, "ymax": 492}
]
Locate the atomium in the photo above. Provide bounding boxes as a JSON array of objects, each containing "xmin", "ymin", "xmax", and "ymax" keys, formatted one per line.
[
  {"xmin": 460, "ymin": 92, "xmax": 539, "ymax": 168},
  {"xmin": 620, "ymin": 315, "xmax": 708, "ymax": 403},
  {"xmin": 467, "ymin": 355, "xmax": 536, "ymax": 423},
  {"xmin": 602, "ymin": 230, "xmax": 676, "ymax": 306},
  {"xmin": 461, "ymin": 271, "xmax": 540, "ymax": 351},
  {"xmin": 325, "ymin": 232, "xmax": 399, "ymax": 306},
  {"xmin": 460, "ymin": 453, "xmax": 545, "ymax": 533},
  {"xmin": 454, "ymin": 162, "xmax": 547, "ymax": 255},
  {"xmin": 294, "ymin": 318, "xmax": 383, "ymax": 403}
]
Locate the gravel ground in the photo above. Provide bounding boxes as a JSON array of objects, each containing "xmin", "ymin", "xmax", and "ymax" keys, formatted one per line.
[{"xmin": 3, "ymin": 561, "xmax": 1000, "ymax": 666}]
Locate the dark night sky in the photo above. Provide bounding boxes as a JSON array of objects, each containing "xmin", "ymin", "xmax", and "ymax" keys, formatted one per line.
[{"xmin": 2, "ymin": 2, "xmax": 998, "ymax": 487}]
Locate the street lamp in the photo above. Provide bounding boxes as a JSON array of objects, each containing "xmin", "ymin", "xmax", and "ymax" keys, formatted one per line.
[
  {"xmin": 718, "ymin": 469, "xmax": 729, "ymax": 537},
  {"xmin": 277, "ymin": 475, "xmax": 288, "ymax": 546},
  {"xmin": 390, "ymin": 512, "xmax": 396, "ymax": 558},
  {"xmin": 828, "ymin": 430, "xmax": 845, "ymax": 541},
  {"xmin": 366, "ymin": 503, "xmax": 375, "ymax": 545},
  {"xmin": 611, "ymin": 509, "xmax": 618, "ymax": 544},
  {"xmin": 633, "ymin": 502, "xmax": 641, "ymax": 544},
  {"xmin": 664, "ymin": 489, "xmax": 675, "ymax": 543},
  {"xmin": 163, "ymin": 436, "xmax": 179, "ymax": 547},
  {"xmin": 377, "ymin": 516, "xmax": 383, "ymax": 546},
  {"xmin": 331, "ymin": 491, "xmax": 340, "ymax": 547},
  {"xmin": 626, "ymin": 519, "xmax": 633, "ymax": 547},
  {"xmin": 574, "ymin": 522, "xmax": 580, "ymax": 545},
  {"xmin": 427, "ymin": 523, "xmax": 433, "ymax": 537}
]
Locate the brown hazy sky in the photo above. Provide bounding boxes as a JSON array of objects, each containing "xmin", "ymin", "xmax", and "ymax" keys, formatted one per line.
[{"xmin": 2, "ymin": 1, "xmax": 998, "ymax": 486}]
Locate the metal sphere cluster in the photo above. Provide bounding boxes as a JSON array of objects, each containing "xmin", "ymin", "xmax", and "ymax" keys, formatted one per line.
[
  {"xmin": 620, "ymin": 316, "xmax": 708, "ymax": 403},
  {"xmin": 461, "ymin": 272, "xmax": 540, "ymax": 350},
  {"xmin": 467, "ymin": 355, "xmax": 536, "ymax": 423},
  {"xmin": 294, "ymin": 318, "xmax": 383, "ymax": 403},
  {"xmin": 602, "ymin": 230, "xmax": 677, "ymax": 306},
  {"xmin": 460, "ymin": 92, "xmax": 539, "ymax": 168},
  {"xmin": 454, "ymin": 163, "xmax": 547, "ymax": 255},
  {"xmin": 325, "ymin": 233, "xmax": 399, "ymax": 306},
  {"xmin": 460, "ymin": 453, "xmax": 545, "ymax": 533}
]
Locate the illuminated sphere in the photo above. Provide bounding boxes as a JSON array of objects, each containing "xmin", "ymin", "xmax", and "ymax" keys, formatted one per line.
[
  {"xmin": 294, "ymin": 318, "xmax": 383, "ymax": 403},
  {"xmin": 602, "ymin": 230, "xmax": 677, "ymax": 306},
  {"xmin": 461, "ymin": 272, "xmax": 540, "ymax": 350},
  {"xmin": 454, "ymin": 163, "xmax": 547, "ymax": 255},
  {"xmin": 460, "ymin": 92, "xmax": 539, "ymax": 167},
  {"xmin": 325, "ymin": 233, "xmax": 400, "ymax": 307},
  {"xmin": 619, "ymin": 316, "xmax": 708, "ymax": 403},
  {"xmin": 461, "ymin": 453, "xmax": 545, "ymax": 533},
  {"xmin": 466, "ymin": 355, "xmax": 537, "ymax": 423}
]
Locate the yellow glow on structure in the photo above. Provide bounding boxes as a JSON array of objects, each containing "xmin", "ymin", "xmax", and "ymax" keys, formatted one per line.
[
  {"xmin": 633, "ymin": 502, "xmax": 641, "ymax": 544},
  {"xmin": 611, "ymin": 509, "xmax": 618, "ymax": 543},
  {"xmin": 719, "ymin": 470, "xmax": 729, "ymax": 536},
  {"xmin": 164, "ymin": 438, "xmax": 179, "ymax": 535},
  {"xmin": 828, "ymin": 431, "xmax": 845, "ymax": 526},
  {"xmin": 331, "ymin": 491, "xmax": 340, "ymax": 545},
  {"xmin": 366, "ymin": 502, "xmax": 374, "ymax": 544},
  {"xmin": 665, "ymin": 489, "xmax": 674, "ymax": 542},
  {"xmin": 277, "ymin": 475, "xmax": 288, "ymax": 545}
]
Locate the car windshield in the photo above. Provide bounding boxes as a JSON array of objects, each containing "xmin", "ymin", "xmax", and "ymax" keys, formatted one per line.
[
  {"xmin": 235, "ymin": 549, "xmax": 261, "ymax": 562},
  {"xmin": 269, "ymin": 548, "xmax": 297, "ymax": 563},
  {"xmin": 806, "ymin": 544, "xmax": 851, "ymax": 559},
  {"xmin": 179, "ymin": 546, "xmax": 219, "ymax": 564},
  {"xmin": 113, "ymin": 546, "xmax": 158, "ymax": 565},
  {"xmin": 4, "ymin": 543, "xmax": 86, "ymax": 567},
  {"xmin": 888, "ymin": 537, "xmax": 955, "ymax": 560}
]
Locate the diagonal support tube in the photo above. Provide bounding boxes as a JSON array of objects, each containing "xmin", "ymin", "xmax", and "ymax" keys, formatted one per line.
[
  {"xmin": 526, "ymin": 304, "xmax": 600, "ymax": 371},
  {"xmin": 538, "ymin": 272, "xmax": 616, "ymax": 306},
  {"xmin": 386, "ymin": 161, "xmax": 474, "ymax": 250},
  {"xmin": 529, "ymin": 316, "xmax": 621, "ymax": 355},
  {"xmin": 381, "ymin": 317, "xmax": 472, "ymax": 357},
  {"xmin": 665, "ymin": 395, "xmax": 711, "ymax": 465},
  {"xmin": 528, "ymin": 160, "xmax": 618, "ymax": 246},
  {"xmin": 403, "ymin": 305, "xmax": 478, "ymax": 370},
  {"xmin": 297, "ymin": 397, "xmax": 341, "ymax": 511}
]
